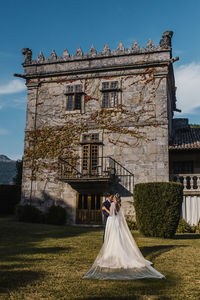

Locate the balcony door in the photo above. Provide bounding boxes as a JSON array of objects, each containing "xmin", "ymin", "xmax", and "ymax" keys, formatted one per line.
[
  {"xmin": 82, "ymin": 144, "xmax": 99, "ymax": 176},
  {"xmin": 76, "ymin": 194, "xmax": 103, "ymax": 224}
]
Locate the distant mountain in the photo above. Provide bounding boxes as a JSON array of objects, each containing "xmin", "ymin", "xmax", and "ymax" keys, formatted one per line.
[
  {"xmin": 0, "ymin": 155, "xmax": 11, "ymax": 162},
  {"xmin": 0, "ymin": 155, "xmax": 17, "ymax": 184}
]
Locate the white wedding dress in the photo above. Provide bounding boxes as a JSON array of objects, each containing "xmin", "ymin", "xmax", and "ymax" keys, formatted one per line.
[{"xmin": 83, "ymin": 202, "xmax": 165, "ymax": 280}]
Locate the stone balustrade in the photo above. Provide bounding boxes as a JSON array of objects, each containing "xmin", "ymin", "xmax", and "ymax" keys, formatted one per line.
[{"xmin": 171, "ymin": 174, "xmax": 200, "ymax": 195}]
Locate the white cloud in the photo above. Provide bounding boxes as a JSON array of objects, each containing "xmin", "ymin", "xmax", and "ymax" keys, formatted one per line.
[
  {"xmin": 0, "ymin": 128, "xmax": 8, "ymax": 135},
  {"xmin": 12, "ymin": 97, "xmax": 26, "ymax": 109},
  {"xmin": 175, "ymin": 63, "xmax": 200, "ymax": 114},
  {"xmin": 0, "ymin": 79, "xmax": 26, "ymax": 94}
]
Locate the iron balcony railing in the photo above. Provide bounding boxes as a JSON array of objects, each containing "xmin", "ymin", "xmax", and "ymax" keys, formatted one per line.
[{"xmin": 58, "ymin": 156, "xmax": 134, "ymax": 193}]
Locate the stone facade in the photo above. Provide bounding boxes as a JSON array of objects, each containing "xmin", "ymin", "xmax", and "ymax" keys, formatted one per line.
[{"xmin": 15, "ymin": 31, "xmax": 178, "ymax": 224}]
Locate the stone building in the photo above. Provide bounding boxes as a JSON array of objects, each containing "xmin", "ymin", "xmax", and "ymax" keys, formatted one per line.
[
  {"xmin": 169, "ymin": 119, "xmax": 200, "ymax": 225},
  {"xmin": 15, "ymin": 30, "xmax": 181, "ymax": 224}
]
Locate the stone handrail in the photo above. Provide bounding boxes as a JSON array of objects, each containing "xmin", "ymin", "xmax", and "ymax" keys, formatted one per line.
[{"xmin": 171, "ymin": 174, "xmax": 200, "ymax": 194}]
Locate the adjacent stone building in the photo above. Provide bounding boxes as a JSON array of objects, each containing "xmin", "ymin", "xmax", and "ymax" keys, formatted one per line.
[{"xmin": 15, "ymin": 30, "xmax": 180, "ymax": 224}]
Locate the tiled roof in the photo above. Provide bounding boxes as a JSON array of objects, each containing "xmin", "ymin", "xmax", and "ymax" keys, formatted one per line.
[{"xmin": 169, "ymin": 127, "xmax": 200, "ymax": 150}]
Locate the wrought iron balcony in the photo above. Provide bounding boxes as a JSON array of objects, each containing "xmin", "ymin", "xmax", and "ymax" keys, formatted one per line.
[
  {"xmin": 58, "ymin": 156, "xmax": 134, "ymax": 193},
  {"xmin": 171, "ymin": 174, "xmax": 200, "ymax": 195}
]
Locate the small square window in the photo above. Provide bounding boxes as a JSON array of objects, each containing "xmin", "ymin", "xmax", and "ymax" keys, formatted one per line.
[
  {"xmin": 66, "ymin": 95, "xmax": 73, "ymax": 110},
  {"xmin": 91, "ymin": 133, "xmax": 99, "ymax": 140},
  {"xmin": 110, "ymin": 92, "xmax": 117, "ymax": 107},
  {"xmin": 102, "ymin": 92, "xmax": 109, "ymax": 108},
  {"xmin": 74, "ymin": 94, "xmax": 81, "ymax": 109},
  {"xmin": 75, "ymin": 85, "xmax": 81, "ymax": 92},
  {"xmin": 111, "ymin": 81, "xmax": 118, "ymax": 89},
  {"xmin": 102, "ymin": 82, "xmax": 109, "ymax": 90},
  {"xmin": 101, "ymin": 81, "xmax": 119, "ymax": 108},
  {"xmin": 66, "ymin": 84, "xmax": 82, "ymax": 111},
  {"xmin": 67, "ymin": 85, "xmax": 73, "ymax": 92}
]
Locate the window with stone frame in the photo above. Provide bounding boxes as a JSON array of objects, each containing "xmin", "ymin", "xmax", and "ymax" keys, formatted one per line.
[
  {"xmin": 66, "ymin": 84, "xmax": 82, "ymax": 111},
  {"xmin": 101, "ymin": 81, "xmax": 119, "ymax": 108}
]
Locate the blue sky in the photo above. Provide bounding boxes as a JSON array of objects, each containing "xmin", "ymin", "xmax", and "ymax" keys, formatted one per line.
[{"xmin": 0, "ymin": 0, "xmax": 200, "ymax": 160}]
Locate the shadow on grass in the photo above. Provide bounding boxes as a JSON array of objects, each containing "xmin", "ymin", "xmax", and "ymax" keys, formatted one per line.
[
  {"xmin": 0, "ymin": 270, "xmax": 45, "ymax": 294},
  {"xmin": 0, "ymin": 216, "xmax": 103, "ymax": 294},
  {"xmin": 173, "ymin": 234, "xmax": 200, "ymax": 240},
  {"xmin": 0, "ymin": 215, "xmax": 103, "ymax": 241},
  {"xmin": 141, "ymin": 244, "xmax": 188, "ymax": 260},
  {"xmin": 82, "ymin": 297, "xmax": 171, "ymax": 300}
]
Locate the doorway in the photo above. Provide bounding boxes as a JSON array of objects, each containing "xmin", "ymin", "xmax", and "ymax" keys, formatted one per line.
[{"xmin": 76, "ymin": 193, "xmax": 103, "ymax": 224}]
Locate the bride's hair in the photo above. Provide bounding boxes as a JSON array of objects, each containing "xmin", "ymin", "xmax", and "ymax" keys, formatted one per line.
[{"xmin": 115, "ymin": 193, "xmax": 121, "ymax": 215}]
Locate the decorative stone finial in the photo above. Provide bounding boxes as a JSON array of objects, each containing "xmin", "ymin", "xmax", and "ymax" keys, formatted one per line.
[
  {"xmin": 50, "ymin": 50, "xmax": 57, "ymax": 61},
  {"xmin": 140, "ymin": 47, "xmax": 146, "ymax": 53},
  {"xmin": 89, "ymin": 45, "xmax": 97, "ymax": 57},
  {"xmin": 111, "ymin": 49, "xmax": 116, "ymax": 55},
  {"xmin": 125, "ymin": 48, "xmax": 131, "ymax": 54},
  {"xmin": 75, "ymin": 46, "xmax": 83, "ymax": 57},
  {"xmin": 159, "ymin": 31, "xmax": 173, "ymax": 49},
  {"xmin": 37, "ymin": 51, "xmax": 45, "ymax": 63},
  {"xmin": 146, "ymin": 39, "xmax": 155, "ymax": 51},
  {"xmin": 22, "ymin": 48, "xmax": 32, "ymax": 64},
  {"xmin": 102, "ymin": 43, "xmax": 111, "ymax": 56},
  {"xmin": 131, "ymin": 41, "xmax": 140, "ymax": 52},
  {"xmin": 63, "ymin": 48, "xmax": 70, "ymax": 60},
  {"xmin": 117, "ymin": 42, "xmax": 125, "ymax": 54}
]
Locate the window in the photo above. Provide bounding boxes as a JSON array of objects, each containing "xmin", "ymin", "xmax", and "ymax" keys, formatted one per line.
[
  {"xmin": 82, "ymin": 144, "xmax": 99, "ymax": 175},
  {"xmin": 66, "ymin": 85, "xmax": 82, "ymax": 111},
  {"xmin": 82, "ymin": 133, "xmax": 99, "ymax": 142},
  {"xmin": 101, "ymin": 81, "xmax": 119, "ymax": 108}
]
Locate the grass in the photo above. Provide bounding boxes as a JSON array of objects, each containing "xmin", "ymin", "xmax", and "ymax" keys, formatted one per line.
[{"xmin": 0, "ymin": 216, "xmax": 200, "ymax": 300}]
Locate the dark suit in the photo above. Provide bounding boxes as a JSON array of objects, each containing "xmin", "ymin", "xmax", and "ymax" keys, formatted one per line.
[{"xmin": 102, "ymin": 199, "xmax": 111, "ymax": 242}]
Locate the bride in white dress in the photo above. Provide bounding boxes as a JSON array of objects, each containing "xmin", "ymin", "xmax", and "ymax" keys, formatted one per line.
[{"xmin": 83, "ymin": 194, "xmax": 165, "ymax": 280}]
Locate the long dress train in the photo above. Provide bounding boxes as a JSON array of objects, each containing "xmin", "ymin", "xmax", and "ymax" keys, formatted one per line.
[{"xmin": 83, "ymin": 202, "xmax": 165, "ymax": 280}]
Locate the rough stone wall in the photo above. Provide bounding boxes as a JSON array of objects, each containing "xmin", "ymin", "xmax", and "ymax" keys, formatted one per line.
[{"xmin": 18, "ymin": 32, "xmax": 176, "ymax": 223}]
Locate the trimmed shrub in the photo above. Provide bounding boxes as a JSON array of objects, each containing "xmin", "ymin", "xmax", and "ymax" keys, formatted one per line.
[
  {"xmin": 126, "ymin": 219, "xmax": 138, "ymax": 230},
  {"xmin": 0, "ymin": 185, "xmax": 21, "ymax": 214},
  {"xmin": 195, "ymin": 220, "xmax": 200, "ymax": 233},
  {"xmin": 15, "ymin": 204, "xmax": 43, "ymax": 223},
  {"xmin": 176, "ymin": 218, "xmax": 194, "ymax": 233},
  {"xmin": 45, "ymin": 205, "xmax": 66, "ymax": 225},
  {"xmin": 134, "ymin": 182, "xmax": 183, "ymax": 238}
]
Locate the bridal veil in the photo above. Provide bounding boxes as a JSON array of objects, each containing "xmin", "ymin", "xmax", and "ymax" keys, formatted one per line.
[{"xmin": 83, "ymin": 202, "xmax": 165, "ymax": 280}]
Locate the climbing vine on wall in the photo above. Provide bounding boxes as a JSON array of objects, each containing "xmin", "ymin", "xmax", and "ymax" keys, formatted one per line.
[{"xmin": 24, "ymin": 69, "xmax": 165, "ymax": 181}]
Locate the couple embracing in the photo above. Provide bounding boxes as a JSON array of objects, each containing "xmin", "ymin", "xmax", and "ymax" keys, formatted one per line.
[
  {"xmin": 83, "ymin": 192, "xmax": 165, "ymax": 280},
  {"xmin": 102, "ymin": 192, "xmax": 117, "ymax": 242}
]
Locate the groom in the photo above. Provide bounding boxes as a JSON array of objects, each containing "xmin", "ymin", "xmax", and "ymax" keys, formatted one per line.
[{"xmin": 102, "ymin": 192, "xmax": 114, "ymax": 242}]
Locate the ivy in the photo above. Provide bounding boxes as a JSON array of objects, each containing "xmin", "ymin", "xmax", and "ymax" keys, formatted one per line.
[{"xmin": 24, "ymin": 69, "xmax": 165, "ymax": 181}]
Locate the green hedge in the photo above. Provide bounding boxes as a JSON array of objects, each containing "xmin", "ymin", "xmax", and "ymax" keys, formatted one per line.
[
  {"xmin": 176, "ymin": 218, "xmax": 195, "ymax": 233},
  {"xmin": 134, "ymin": 182, "xmax": 183, "ymax": 238},
  {"xmin": 126, "ymin": 219, "xmax": 138, "ymax": 231},
  {"xmin": 176, "ymin": 218, "xmax": 200, "ymax": 234},
  {"xmin": 45, "ymin": 205, "xmax": 67, "ymax": 225},
  {"xmin": 15, "ymin": 204, "xmax": 43, "ymax": 223},
  {"xmin": 0, "ymin": 185, "xmax": 21, "ymax": 214}
]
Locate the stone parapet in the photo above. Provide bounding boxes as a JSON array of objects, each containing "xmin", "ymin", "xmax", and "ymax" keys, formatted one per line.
[{"xmin": 16, "ymin": 31, "xmax": 174, "ymax": 79}]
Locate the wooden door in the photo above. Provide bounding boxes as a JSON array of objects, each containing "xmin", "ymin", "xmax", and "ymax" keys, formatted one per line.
[
  {"xmin": 76, "ymin": 193, "xmax": 103, "ymax": 224},
  {"xmin": 82, "ymin": 144, "xmax": 99, "ymax": 176}
]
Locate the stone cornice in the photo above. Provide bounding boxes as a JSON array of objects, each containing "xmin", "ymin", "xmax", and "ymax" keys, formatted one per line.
[{"xmin": 14, "ymin": 59, "xmax": 171, "ymax": 80}]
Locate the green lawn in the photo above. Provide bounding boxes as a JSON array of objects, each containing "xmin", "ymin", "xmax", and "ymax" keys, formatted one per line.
[{"xmin": 0, "ymin": 216, "xmax": 200, "ymax": 300}]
